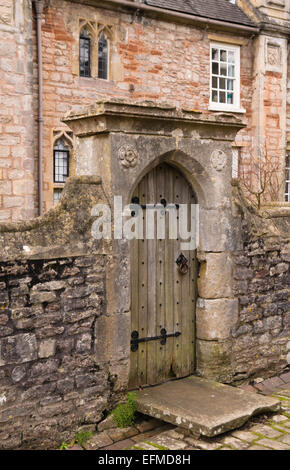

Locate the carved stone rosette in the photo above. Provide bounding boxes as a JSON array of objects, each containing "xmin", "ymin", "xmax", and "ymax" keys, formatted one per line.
[
  {"xmin": 118, "ymin": 145, "xmax": 138, "ymax": 168},
  {"xmin": 210, "ymin": 149, "xmax": 227, "ymax": 171}
]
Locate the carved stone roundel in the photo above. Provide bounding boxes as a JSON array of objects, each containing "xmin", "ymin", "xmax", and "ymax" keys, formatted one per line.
[
  {"xmin": 210, "ymin": 149, "xmax": 227, "ymax": 171},
  {"xmin": 118, "ymin": 145, "xmax": 138, "ymax": 168}
]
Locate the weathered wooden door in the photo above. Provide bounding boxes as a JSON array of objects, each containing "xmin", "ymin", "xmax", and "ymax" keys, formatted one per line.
[{"xmin": 129, "ymin": 163, "xmax": 197, "ymax": 388}]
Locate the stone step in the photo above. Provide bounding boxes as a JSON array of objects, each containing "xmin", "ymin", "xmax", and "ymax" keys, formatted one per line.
[{"xmin": 135, "ymin": 376, "xmax": 280, "ymax": 437}]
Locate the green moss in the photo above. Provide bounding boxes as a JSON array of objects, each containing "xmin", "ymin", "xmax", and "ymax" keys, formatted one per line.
[
  {"xmin": 144, "ymin": 441, "xmax": 169, "ymax": 450},
  {"xmin": 112, "ymin": 392, "xmax": 137, "ymax": 428},
  {"xmin": 58, "ymin": 431, "xmax": 93, "ymax": 450},
  {"xmin": 74, "ymin": 431, "xmax": 94, "ymax": 448}
]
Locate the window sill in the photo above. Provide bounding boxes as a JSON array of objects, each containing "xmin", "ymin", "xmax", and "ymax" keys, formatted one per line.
[
  {"xmin": 78, "ymin": 76, "xmax": 114, "ymax": 86},
  {"xmin": 208, "ymin": 104, "xmax": 246, "ymax": 114}
]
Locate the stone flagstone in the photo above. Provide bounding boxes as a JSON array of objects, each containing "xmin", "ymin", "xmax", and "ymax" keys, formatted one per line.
[{"xmin": 135, "ymin": 376, "xmax": 280, "ymax": 437}]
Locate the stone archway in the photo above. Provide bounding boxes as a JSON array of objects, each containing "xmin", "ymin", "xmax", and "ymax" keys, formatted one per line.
[{"xmin": 64, "ymin": 100, "xmax": 244, "ymax": 387}]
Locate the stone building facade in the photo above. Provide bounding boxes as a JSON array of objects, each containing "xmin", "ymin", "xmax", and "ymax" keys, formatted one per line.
[{"xmin": 0, "ymin": 0, "xmax": 289, "ymax": 218}]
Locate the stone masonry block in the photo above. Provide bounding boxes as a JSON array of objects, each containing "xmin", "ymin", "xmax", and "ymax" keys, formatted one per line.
[
  {"xmin": 0, "ymin": 333, "xmax": 37, "ymax": 366},
  {"xmin": 38, "ymin": 339, "xmax": 56, "ymax": 359},
  {"xmin": 196, "ymin": 298, "xmax": 239, "ymax": 341},
  {"xmin": 198, "ymin": 252, "xmax": 233, "ymax": 299}
]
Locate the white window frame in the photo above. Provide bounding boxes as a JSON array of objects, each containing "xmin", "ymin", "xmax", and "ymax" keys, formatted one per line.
[
  {"xmin": 285, "ymin": 154, "xmax": 290, "ymax": 202},
  {"xmin": 209, "ymin": 42, "xmax": 245, "ymax": 113}
]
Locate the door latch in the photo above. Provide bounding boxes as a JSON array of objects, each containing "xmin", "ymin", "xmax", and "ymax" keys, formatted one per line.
[
  {"xmin": 131, "ymin": 328, "xmax": 181, "ymax": 352},
  {"xmin": 176, "ymin": 253, "xmax": 189, "ymax": 274}
]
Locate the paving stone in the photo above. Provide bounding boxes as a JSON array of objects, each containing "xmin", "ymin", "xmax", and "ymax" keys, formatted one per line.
[
  {"xmin": 256, "ymin": 439, "xmax": 290, "ymax": 450},
  {"xmin": 221, "ymin": 436, "xmax": 249, "ymax": 449},
  {"xmin": 149, "ymin": 432, "xmax": 188, "ymax": 450},
  {"xmin": 280, "ymin": 402, "xmax": 290, "ymax": 410},
  {"xmin": 250, "ymin": 424, "xmax": 282, "ymax": 439},
  {"xmin": 268, "ymin": 424, "xmax": 289, "ymax": 433},
  {"xmin": 108, "ymin": 426, "xmax": 139, "ymax": 442},
  {"xmin": 278, "ymin": 434, "xmax": 290, "ymax": 445},
  {"xmin": 131, "ymin": 424, "xmax": 173, "ymax": 443},
  {"xmin": 132, "ymin": 442, "xmax": 161, "ymax": 450},
  {"xmin": 136, "ymin": 418, "xmax": 163, "ymax": 433},
  {"xmin": 248, "ymin": 445, "xmax": 271, "ymax": 450},
  {"xmin": 280, "ymin": 420, "xmax": 290, "ymax": 428},
  {"xmin": 103, "ymin": 439, "xmax": 136, "ymax": 450},
  {"xmin": 97, "ymin": 414, "xmax": 117, "ymax": 432},
  {"xmin": 263, "ymin": 377, "xmax": 285, "ymax": 388},
  {"xmin": 185, "ymin": 437, "xmax": 221, "ymax": 450},
  {"xmin": 165, "ymin": 429, "xmax": 187, "ymax": 440},
  {"xmin": 280, "ymin": 372, "xmax": 290, "ymax": 384},
  {"xmin": 270, "ymin": 414, "xmax": 289, "ymax": 423},
  {"xmin": 276, "ymin": 390, "xmax": 290, "ymax": 398},
  {"xmin": 231, "ymin": 430, "xmax": 257, "ymax": 443},
  {"xmin": 136, "ymin": 376, "xmax": 280, "ymax": 437},
  {"xmin": 83, "ymin": 431, "xmax": 113, "ymax": 450},
  {"xmin": 240, "ymin": 385, "xmax": 257, "ymax": 393},
  {"xmin": 68, "ymin": 444, "xmax": 83, "ymax": 450}
]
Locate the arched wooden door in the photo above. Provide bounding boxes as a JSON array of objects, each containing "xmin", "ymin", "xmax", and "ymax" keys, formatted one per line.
[{"xmin": 129, "ymin": 163, "xmax": 197, "ymax": 388}]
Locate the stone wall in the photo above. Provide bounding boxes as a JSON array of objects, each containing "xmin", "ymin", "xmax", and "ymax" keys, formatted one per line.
[
  {"xmin": 0, "ymin": 254, "xmax": 110, "ymax": 449},
  {"xmin": 232, "ymin": 192, "xmax": 290, "ymax": 382},
  {"xmin": 0, "ymin": 0, "xmax": 36, "ymax": 222},
  {"xmin": 0, "ymin": 175, "xmax": 289, "ymax": 449},
  {"xmin": 0, "ymin": 176, "xmax": 128, "ymax": 449}
]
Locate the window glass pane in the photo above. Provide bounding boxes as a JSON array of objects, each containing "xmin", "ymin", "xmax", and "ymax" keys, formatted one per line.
[
  {"xmin": 80, "ymin": 35, "xmax": 91, "ymax": 77},
  {"xmin": 54, "ymin": 139, "xmax": 69, "ymax": 183},
  {"xmin": 220, "ymin": 63, "xmax": 227, "ymax": 76},
  {"xmin": 210, "ymin": 44, "xmax": 238, "ymax": 107},
  {"xmin": 212, "ymin": 90, "xmax": 218, "ymax": 103},
  {"xmin": 220, "ymin": 50, "xmax": 227, "ymax": 62},
  {"xmin": 212, "ymin": 62, "xmax": 219, "ymax": 75},
  {"xmin": 228, "ymin": 65, "xmax": 235, "ymax": 77},
  {"xmin": 219, "ymin": 78, "xmax": 226, "ymax": 90},
  {"xmin": 98, "ymin": 33, "xmax": 108, "ymax": 80},
  {"xmin": 227, "ymin": 92, "xmax": 234, "ymax": 104},
  {"xmin": 219, "ymin": 91, "xmax": 226, "ymax": 103},
  {"xmin": 212, "ymin": 48, "xmax": 219, "ymax": 61},
  {"xmin": 228, "ymin": 51, "xmax": 235, "ymax": 63},
  {"xmin": 212, "ymin": 76, "xmax": 218, "ymax": 88}
]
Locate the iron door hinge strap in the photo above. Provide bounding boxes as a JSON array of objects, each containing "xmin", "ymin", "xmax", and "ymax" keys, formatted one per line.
[{"xmin": 131, "ymin": 328, "xmax": 181, "ymax": 352}]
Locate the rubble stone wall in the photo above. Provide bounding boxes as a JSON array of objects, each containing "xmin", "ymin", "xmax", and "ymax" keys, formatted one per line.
[
  {"xmin": 0, "ymin": 176, "xmax": 127, "ymax": 449},
  {"xmin": 232, "ymin": 199, "xmax": 290, "ymax": 382}
]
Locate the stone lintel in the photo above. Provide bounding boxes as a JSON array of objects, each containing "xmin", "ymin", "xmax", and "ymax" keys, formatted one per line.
[{"xmin": 63, "ymin": 100, "xmax": 246, "ymax": 138}]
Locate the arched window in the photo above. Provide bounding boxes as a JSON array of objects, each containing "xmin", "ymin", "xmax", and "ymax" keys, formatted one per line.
[
  {"xmin": 98, "ymin": 32, "xmax": 108, "ymax": 80},
  {"xmin": 54, "ymin": 138, "xmax": 70, "ymax": 184},
  {"xmin": 79, "ymin": 27, "xmax": 91, "ymax": 77}
]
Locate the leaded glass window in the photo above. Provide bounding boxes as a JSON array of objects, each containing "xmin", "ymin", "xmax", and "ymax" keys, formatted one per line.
[
  {"xmin": 54, "ymin": 139, "xmax": 69, "ymax": 183},
  {"xmin": 98, "ymin": 33, "xmax": 108, "ymax": 80},
  {"xmin": 80, "ymin": 28, "xmax": 91, "ymax": 77}
]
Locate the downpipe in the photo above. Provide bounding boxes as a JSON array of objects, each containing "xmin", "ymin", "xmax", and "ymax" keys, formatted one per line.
[{"xmin": 33, "ymin": 0, "xmax": 45, "ymax": 216}]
